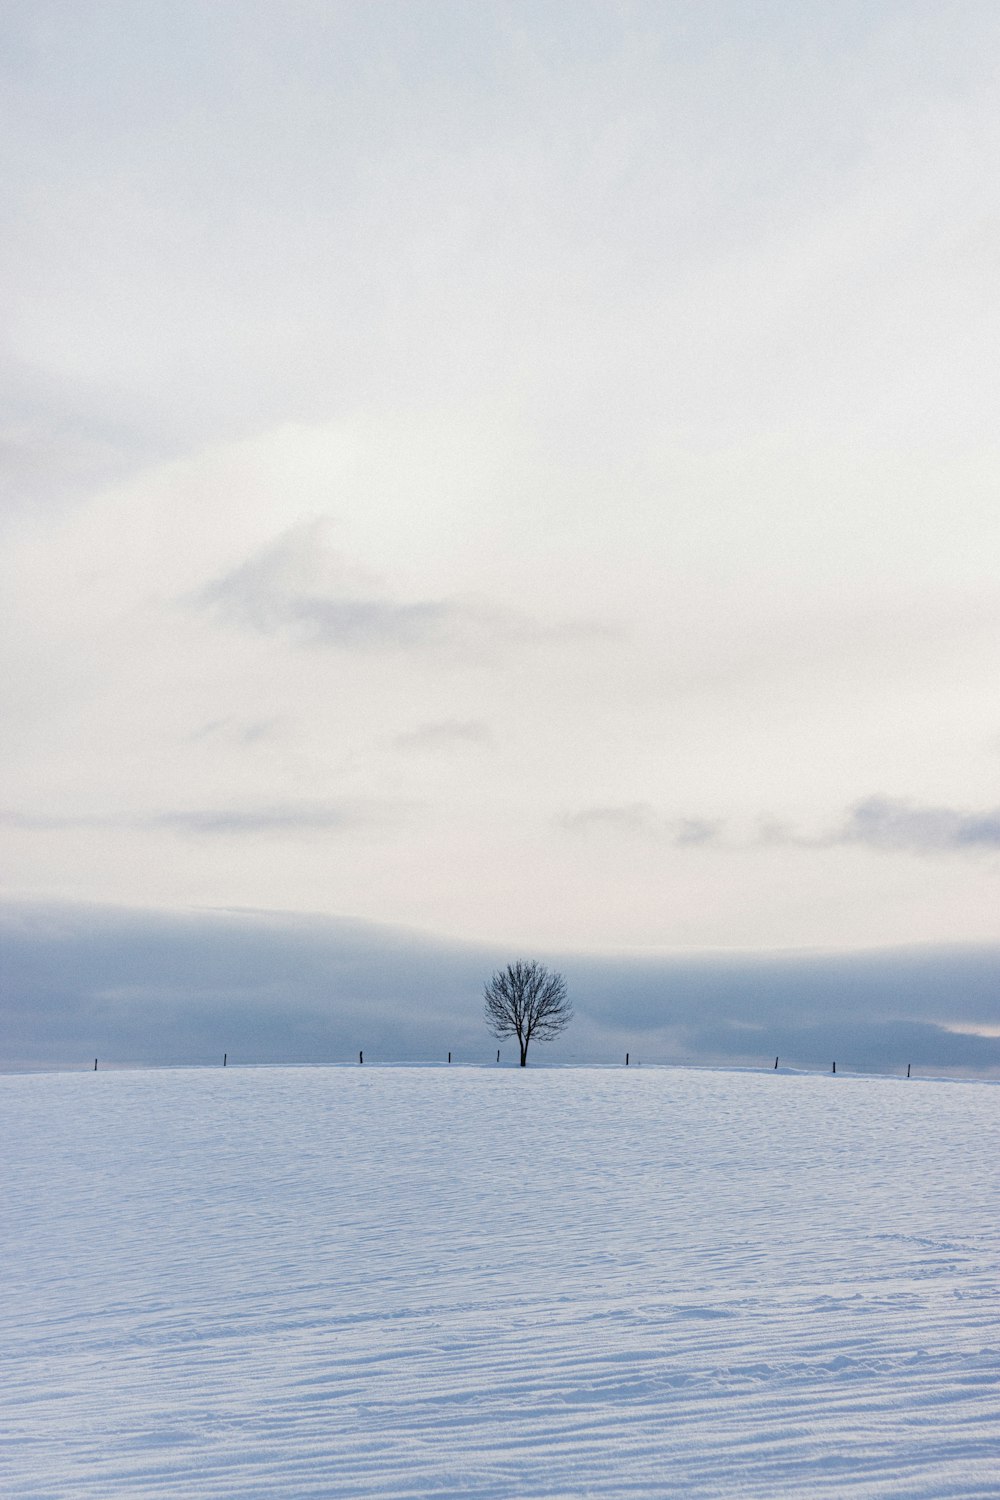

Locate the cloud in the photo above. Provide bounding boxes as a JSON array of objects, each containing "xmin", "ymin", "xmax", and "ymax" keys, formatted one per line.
[
  {"xmin": 152, "ymin": 805, "xmax": 366, "ymax": 837},
  {"xmin": 560, "ymin": 943, "xmax": 1000, "ymax": 1074},
  {"xmin": 834, "ymin": 797, "xmax": 1000, "ymax": 854},
  {"xmin": 673, "ymin": 818, "xmax": 720, "ymax": 846},
  {"xmin": 560, "ymin": 805, "xmax": 722, "ymax": 845},
  {"xmin": 393, "ymin": 720, "xmax": 491, "ymax": 752},
  {"xmin": 0, "ymin": 899, "xmax": 491, "ymax": 1070},
  {"xmin": 2, "ymin": 6, "xmax": 999, "ymax": 960},
  {"xmin": 560, "ymin": 803, "xmax": 657, "ymax": 833},
  {"xmin": 190, "ymin": 522, "xmax": 602, "ymax": 658},
  {"xmin": 0, "ymin": 811, "xmax": 126, "ymax": 832},
  {"xmin": 188, "ymin": 716, "xmax": 282, "ymax": 746},
  {"xmin": 193, "ymin": 527, "xmax": 456, "ymax": 649},
  {"xmin": 0, "ymin": 802, "xmax": 374, "ymax": 838},
  {"xmin": 751, "ymin": 798, "xmax": 1000, "ymax": 855},
  {"xmin": 2, "ymin": 898, "xmax": 998, "ymax": 1075}
]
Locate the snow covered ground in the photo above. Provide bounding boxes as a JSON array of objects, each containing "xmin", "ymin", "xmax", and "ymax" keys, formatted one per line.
[{"xmin": 3, "ymin": 1064, "xmax": 998, "ymax": 1498}]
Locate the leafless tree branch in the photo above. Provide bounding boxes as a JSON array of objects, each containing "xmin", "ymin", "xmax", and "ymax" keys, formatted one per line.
[{"xmin": 484, "ymin": 960, "xmax": 572, "ymax": 1066}]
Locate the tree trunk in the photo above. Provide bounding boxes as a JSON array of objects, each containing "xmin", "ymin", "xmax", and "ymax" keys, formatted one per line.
[{"xmin": 519, "ymin": 1042, "xmax": 528, "ymax": 1066}]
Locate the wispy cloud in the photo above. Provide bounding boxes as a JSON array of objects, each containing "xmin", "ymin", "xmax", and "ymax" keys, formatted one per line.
[
  {"xmin": 0, "ymin": 811, "xmax": 119, "ymax": 832},
  {"xmin": 749, "ymin": 797, "xmax": 1000, "ymax": 855},
  {"xmin": 190, "ymin": 522, "xmax": 605, "ymax": 659},
  {"xmin": 833, "ymin": 797, "xmax": 1000, "ymax": 853},
  {"xmin": 560, "ymin": 796, "xmax": 1000, "ymax": 856},
  {"xmin": 193, "ymin": 530, "xmax": 457, "ymax": 650},
  {"xmin": 673, "ymin": 818, "xmax": 720, "ymax": 846},
  {"xmin": 393, "ymin": 720, "xmax": 491, "ymax": 752},
  {"xmin": 559, "ymin": 804, "xmax": 722, "ymax": 845},
  {"xmin": 152, "ymin": 805, "xmax": 365, "ymax": 837},
  {"xmin": 1, "ymin": 802, "xmax": 378, "ymax": 838},
  {"xmin": 561, "ymin": 803, "xmax": 657, "ymax": 833},
  {"xmin": 830, "ymin": 797, "xmax": 1000, "ymax": 854},
  {"xmin": 188, "ymin": 717, "xmax": 283, "ymax": 746}
]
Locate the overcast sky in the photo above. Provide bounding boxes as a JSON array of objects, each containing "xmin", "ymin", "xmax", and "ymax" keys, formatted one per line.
[{"xmin": 2, "ymin": 2, "xmax": 999, "ymax": 1068}]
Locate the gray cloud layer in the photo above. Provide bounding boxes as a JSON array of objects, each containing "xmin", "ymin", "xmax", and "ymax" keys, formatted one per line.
[{"xmin": 3, "ymin": 900, "xmax": 997, "ymax": 1076}]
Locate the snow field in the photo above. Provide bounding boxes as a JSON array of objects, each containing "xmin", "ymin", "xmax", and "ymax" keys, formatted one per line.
[{"xmin": 2, "ymin": 1065, "xmax": 999, "ymax": 1497}]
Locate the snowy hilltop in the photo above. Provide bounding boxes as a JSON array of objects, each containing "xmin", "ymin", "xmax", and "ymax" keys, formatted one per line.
[{"xmin": 3, "ymin": 1065, "xmax": 998, "ymax": 1498}]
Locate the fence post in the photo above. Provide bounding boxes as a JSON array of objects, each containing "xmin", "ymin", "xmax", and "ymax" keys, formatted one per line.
[
  {"xmin": 94, "ymin": 1058, "xmax": 98, "ymax": 1071},
  {"xmin": 448, "ymin": 1051, "xmax": 451, "ymax": 1064},
  {"xmin": 359, "ymin": 1050, "xmax": 363, "ymax": 1065},
  {"xmin": 626, "ymin": 1052, "xmax": 629, "ymax": 1066},
  {"xmin": 832, "ymin": 1060, "xmax": 836, "ymax": 1074},
  {"xmin": 223, "ymin": 1053, "xmax": 227, "ymax": 1067},
  {"xmin": 497, "ymin": 1049, "xmax": 500, "ymax": 1063},
  {"xmin": 907, "ymin": 1062, "xmax": 911, "ymax": 1078},
  {"xmin": 774, "ymin": 1056, "xmax": 779, "ymax": 1069}
]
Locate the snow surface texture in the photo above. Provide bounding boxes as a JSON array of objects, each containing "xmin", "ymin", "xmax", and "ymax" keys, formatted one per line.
[{"xmin": 3, "ymin": 1066, "xmax": 999, "ymax": 1498}]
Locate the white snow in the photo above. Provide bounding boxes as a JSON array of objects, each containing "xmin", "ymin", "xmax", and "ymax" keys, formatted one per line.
[{"xmin": 3, "ymin": 1065, "xmax": 998, "ymax": 1497}]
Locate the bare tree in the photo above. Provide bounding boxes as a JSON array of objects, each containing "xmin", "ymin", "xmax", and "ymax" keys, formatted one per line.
[{"xmin": 484, "ymin": 959, "xmax": 572, "ymax": 1067}]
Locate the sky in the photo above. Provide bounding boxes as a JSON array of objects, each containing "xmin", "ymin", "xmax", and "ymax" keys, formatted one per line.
[{"xmin": 2, "ymin": 1, "xmax": 999, "ymax": 1069}]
